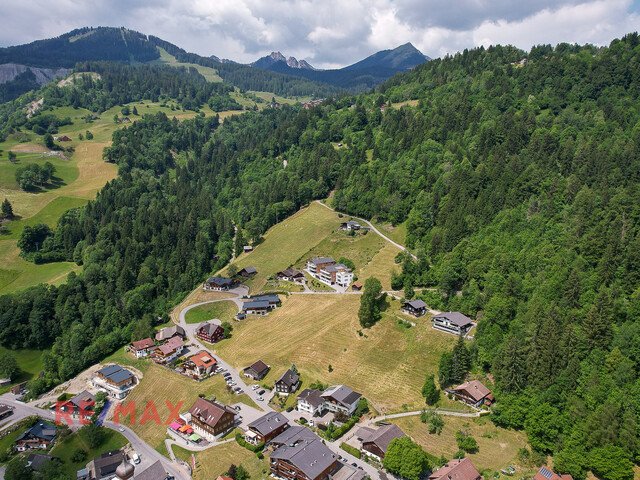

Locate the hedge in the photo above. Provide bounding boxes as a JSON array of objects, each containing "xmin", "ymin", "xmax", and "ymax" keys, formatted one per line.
[
  {"xmin": 235, "ymin": 432, "xmax": 265, "ymax": 452},
  {"xmin": 340, "ymin": 442, "xmax": 361, "ymax": 459}
]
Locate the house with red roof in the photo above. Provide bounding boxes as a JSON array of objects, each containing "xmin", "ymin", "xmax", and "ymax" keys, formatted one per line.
[
  {"xmin": 534, "ymin": 466, "xmax": 573, "ymax": 480},
  {"xmin": 429, "ymin": 458, "xmax": 481, "ymax": 480},
  {"xmin": 130, "ymin": 338, "xmax": 156, "ymax": 358},
  {"xmin": 449, "ymin": 380, "xmax": 494, "ymax": 408}
]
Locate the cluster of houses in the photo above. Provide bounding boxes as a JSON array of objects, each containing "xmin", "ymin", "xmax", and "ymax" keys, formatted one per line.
[
  {"xmin": 301, "ymin": 99, "xmax": 324, "ymax": 109},
  {"xmin": 172, "ymin": 397, "xmax": 239, "ymax": 442},
  {"xmin": 203, "ymin": 266, "xmax": 258, "ymax": 292},
  {"xmin": 306, "ymin": 256, "xmax": 354, "ymax": 289},
  {"xmin": 276, "ymin": 268, "xmax": 305, "ymax": 284},
  {"xmin": 80, "ymin": 450, "xmax": 169, "ymax": 480}
]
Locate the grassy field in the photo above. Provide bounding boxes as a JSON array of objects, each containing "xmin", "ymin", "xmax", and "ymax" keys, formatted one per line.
[
  {"xmin": 50, "ymin": 429, "xmax": 129, "ymax": 476},
  {"xmin": 0, "ymin": 346, "xmax": 46, "ymax": 394},
  {"xmin": 173, "ymin": 442, "xmax": 268, "ymax": 480},
  {"xmin": 185, "ymin": 301, "xmax": 239, "ymax": 324},
  {"xmin": 391, "ymin": 415, "xmax": 528, "ymax": 475},
  {"xmin": 121, "ymin": 363, "xmax": 258, "ymax": 452},
  {"xmin": 215, "ymin": 294, "xmax": 457, "ymax": 413},
  {"xmin": 229, "ymin": 202, "xmax": 342, "ymax": 292},
  {"xmin": 373, "ymin": 221, "xmax": 408, "ymax": 247}
]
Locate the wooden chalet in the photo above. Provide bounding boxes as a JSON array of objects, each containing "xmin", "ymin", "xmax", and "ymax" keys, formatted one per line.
[
  {"xmin": 401, "ymin": 299, "xmax": 428, "ymax": 317},
  {"xmin": 238, "ymin": 266, "xmax": 257, "ymax": 277},
  {"xmin": 195, "ymin": 320, "xmax": 224, "ymax": 343},
  {"xmin": 183, "ymin": 350, "xmax": 217, "ymax": 377},
  {"xmin": 450, "ymin": 380, "xmax": 494, "ymax": 407},
  {"xmin": 155, "ymin": 325, "xmax": 185, "ymax": 342},
  {"xmin": 130, "ymin": 337, "xmax": 156, "ymax": 358},
  {"xmin": 185, "ymin": 398, "xmax": 237, "ymax": 441},
  {"xmin": 243, "ymin": 360, "xmax": 270, "ymax": 380},
  {"xmin": 269, "ymin": 430, "xmax": 339, "ymax": 480},
  {"xmin": 93, "ymin": 364, "xmax": 136, "ymax": 399},
  {"xmin": 151, "ymin": 336, "xmax": 184, "ymax": 364},
  {"xmin": 58, "ymin": 390, "xmax": 95, "ymax": 421},
  {"xmin": 277, "ymin": 268, "xmax": 305, "ymax": 283},
  {"xmin": 431, "ymin": 311, "xmax": 474, "ymax": 336},
  {"xmin": 275, "ymin": 369, "xmax": 300, "ymax": 395},
  {"xmin": 245, "ymin": 412, "xmax": 289, "ymax": 445},
  {"xmin": 321, "ymin": 385, "xmax": 361, "ymax": 416},
  {"xmin": 204, "ymin": 276, "xmax": 235, "ymax": 291},
  {"xmin": 356, "ymin": 424, "xmax": 406, "ymax": 460},
  {"xmin": 15, "ymin": 420, "xmax": 57, "ymax": 452}
]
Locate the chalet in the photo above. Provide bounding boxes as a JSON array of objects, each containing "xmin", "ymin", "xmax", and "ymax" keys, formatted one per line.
[
  {"xmin": 0, "ymin": 377, "xmax": 11, "ymax": 386},
  {"xmin": 238, "ymin": 266, "xmax": 257, "ymax": 277},
  {"xmin": 184, "ymin": 350, "xmax": 217, "ymax": 376},
  {"xmin": 53, "ymin": 135, "xmax": 71, "ymax": 142},
  {"xmin": 0, "ymin": 404, "xmax": 13, "ymax": 421},
  {"xmin": 321, "ymin": 385, "xmax": 361, "ymax": 416},
  {"xmin": 429, "ymin": 458, "xmax": 482, "ymax": 480},
  {"xmin": 401, "ymin": 299, "xmax": 428, "ymax": 317},
  {"xmin": 136, "ymin": 460, "xmax": 170, "ymax": 480},
  {"xmin": 15, "ymin": 420, "xmax": 57, "ymax": 452},
  {"xmin": 245, "ymin": 411, "xmax": 290, "ymax": 445},
  {"xmin": 450, "ymin": 380, "xmax": 493, "ymax": 407},
  {"xmin": 341, "ymin": 220, "xmax": 361, "ymax": 231},
  {"xmin": 250, "ymin": 295, "xmax": 281, "ymax": 307},
  {"xmin": 269, "ymin": 429, "xmax": 338, "ymax": 480},
  {"xmin": 275, "ymin": 369, "xmax": 300, "ymax": 395},
  {"xmin": 431, "ymin": 311, "xmax": 474, "ymax": 336},
  {"xmin": 297, "ymin": 389, "xmax": 325, "ymax": 416},
  {"xmin": 356, "ymin": 424, "xmax": 406, "ymax": 461},
  {"xmin": 271, "ymin": 425, "xmax": 316, "ymax": 448},
  {"xmin": 204, "ymin": 276, "xmax": 235, "ymax": 291},
  {"xmin": 86, "ymin": 450, "xmax": 124, "ymax": 480},
  {"xmin": 195, "ymin": 320, "xmax": 225, "ymax": 343},
  {"xmin": 151, "ymin": 336, "xmax": 184, "ymax": 365},
  {"xmin": 277, "ymin": 268, "xmax": 305, "ymax": 282},
  {"xmin": 306, "ymin": 256, "xmax": 336, "ymax": 275},
  {"xmin": 534, "ymin": 466, "xmax": 574, "ymax": 480},
  {"xmin": 183, "ymin": 398, "xmax": 237, "ymax": 441},
  {"xmin": 244, "ymin": 245, "xmax": 253, "ymax": 253},
  {"xmin": 58, "ymin": 390, "xmax": 95, "ymax": 421},
  {"xmin": 155, "ymin": 325, "xmax": 186, "ymax": 342},
  {"xmin": 243, "ymin": 300, "xmax": 271, "ymax": 315},
  {"xmin": 26, "ymin": 453, "xmax": 60, "ymax": 473},
  {"xmin": 93, "ymin": 364, "xmax": 136, "ymax": 399},
  {"xmin": 351, "ymin": 282, "xmax": 363, "ymax": 291},
  {"xmin": 121, "ymin": 117, "xmax": 131, "ymax": 123},
  {"xmin": 130, "ymin": 337, "xmax": 156, "ymax": 358},
  {"xmin": 243, "ymin": 360, "xmax": 270, "ymax": 380}
]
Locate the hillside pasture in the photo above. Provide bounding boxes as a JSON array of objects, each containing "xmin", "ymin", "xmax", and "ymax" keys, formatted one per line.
[
  {"xmin": 185, "ymin": 300, "xmax": 239, "ymax": 324},
  {"xmin": 173, "ymin": 442, "xmax": 267, "ymax": 480},
  {"xmin": 215, "ymin": 294, "xmax": 457, "ymax": 413}
]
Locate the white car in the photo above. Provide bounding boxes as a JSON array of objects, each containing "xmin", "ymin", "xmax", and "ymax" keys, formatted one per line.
[
  {"xmin": 309, "ymin": 420, "xmax": 314, "ymax": 427},
  {"xmin": 118, "ymin": 426, "xmax": 125, "ymax": 432},
  {"xmin": 257, "ymin": 396, "xmax": 264, "ymax": 401},
  {"xmin": 252, "ymin": 385, "xmax": 260, "ymax": 390}
]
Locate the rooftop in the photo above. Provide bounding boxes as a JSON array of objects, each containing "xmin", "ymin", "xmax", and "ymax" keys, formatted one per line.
[
  {"xmin": 322, "ymin": 385, "xmax": 361, "ymax": 407},
  {"xmin": 188, "ymin": 398, "xmax": 235, "ymax": 428},
  {"xmin": 433, "ymin": 311, "xmax": 473, "ymax": 327},
  {"xmin": 189, "ymin": 350, "xmax": 217, "ymax": 368},
  {"xmin": 429, "ymin": 458, "xmax": 481, "ymax": 480},
  {"xmin": 403, "ymin": 299, "xmax": 428, "ymax": 309},
  {"xmin": 248, "ymin": 412, "xmax": 289, "ymax": 436},
  {"xmin": 245, "ymin": 360, "xmax": 269, "ymax": 375},
  {"xmin": 309, "ymin": 256, "xmax": 335, "ymax": 265},
  {"xmin": 357, "ymin": 424, "xmax": 406, "ymax": 454},
  {"xmin": 131, "ymin": 338, "xmax": 155, "ymax": 350},
  {"xmin": 276, "ymin": 369, "xmax": 300, "ymax": 388},
  {"xmin": 270, "ymin": 434, "xmax": 337, "ymax": 479},
  {"xmin": 453, "ymin": 380, "xmax": 491, "ymax": 403},
  {"xmin": 298, "ymin": 388, "xmax": 324, "ymax": 408}
]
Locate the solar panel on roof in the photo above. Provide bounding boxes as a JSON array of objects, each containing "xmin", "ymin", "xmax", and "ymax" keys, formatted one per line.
[{"xmin": 539, "ymin": 467, "xmax": 554, "ymax": 479}]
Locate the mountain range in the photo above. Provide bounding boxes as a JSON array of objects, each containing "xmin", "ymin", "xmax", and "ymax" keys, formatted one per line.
[{"xmin": 0, "ymin": 27, "xmax": 431, "ymax": 101}]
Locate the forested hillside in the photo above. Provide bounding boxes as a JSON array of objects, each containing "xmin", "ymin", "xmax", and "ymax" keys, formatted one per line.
[{"xmin": 1, "ymin": 33, "xmax": 640, "ymax": 479}]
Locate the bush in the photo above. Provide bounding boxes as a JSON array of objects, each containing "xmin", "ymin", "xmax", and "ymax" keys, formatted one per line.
[
  {"xmin": 235, "ymin": 432, "xmax": 264, "ymax": 452},
  {"xmin": 455, "ymin": 430, "xmax": 478, "ymax": 453},
  {"xmin": 71, "ymin": 448, "xmax": 88, "ymax": 462},
  {"xmin": 420, "ymin": 410, "xmax": 444, "ymax": 435},
  {"xmin": 340, "ymin": 442, "xmax": 361, "ymax": 459}
]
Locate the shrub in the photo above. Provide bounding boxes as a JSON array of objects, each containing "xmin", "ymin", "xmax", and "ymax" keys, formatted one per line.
[
  {"xmin": 455, "ymin": 430, "xmax": 478, "ymax": 453},
  {"xmin": 340, "ymin": 442, "xmax": 361, "ymax": 459},
  {"xmin": 235, "ymin": 432, "xmax": 264, "ymax": 452}
]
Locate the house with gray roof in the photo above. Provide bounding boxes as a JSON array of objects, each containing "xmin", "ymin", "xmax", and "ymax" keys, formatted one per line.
[
  {"xmin": 238, "ymin": 266, "xmax": 258, "ymax": 277},
  {"xmin": 431, "ymin": 311, "xmax": 474, "ymax": 336},
  {"xmin": 270, "ymin": 425, "xmax": 317, "ymax": 449},
  {"xmin": 93, "ymin": 365, "xmax": 136, "ymax": 399},
  {"xmin": 356, "ymin": 424, "xmax": 406, "ymax": 460},
  {"xmin": 204, "ymin": 276, "xmax": 235, "ymax": 291},
  {"xmin": 85, "ymin": 450, "xmax": 124, "ymax": 480},
  {"xmin": 321, "ymin": 385, "xmax": 361, "ymax": 416},
  {"xmin": 401, "ymin": 299, "xmax": 428, "ymax": 317},
  {"xmin": 155, "ymin": 324, "xmax": 186, "ymax": 342},
  {"xmin": 275, "ymin": 369, "xmax": 300, "ymax": 395},
  {"xmin": 297, "ymin": 388, "xmax": 325, "ymax": 416},
  {"xmin": 245, "ymin": 412, "xmax": 290, "ymax": 445},
  {"xmin": 243, "ymin": 360, "xmax": 270, "ymax": 380},
  {"xmin": 269, "ymin": 430, "xmax": 338, "ymax": 480}
]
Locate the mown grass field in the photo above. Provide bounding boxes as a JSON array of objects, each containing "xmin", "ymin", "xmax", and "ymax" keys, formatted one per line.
[
  {"xmin": 0, "ymin": 346, "xmax": 46, "ymax": 394},
  {"xmin": 215, "ymin": 294, "xmax": 457, "ymax": 413},
  {"xmin": 121, "ymin": 363, "xmax": 258, "ymax": 452},
  {"xmin": 185, "ymin": 300, "xmax": 239, "ymax": 324},
  {"xmin": 227, "ymin": 202, "xmax": 398, "ymax": 293},
  {"xmin": 50, "ymin": 429, "xmax": 129, "ymax": 476},
  {"xmin": 173, "ymin": 441, "xmax": 268, "ymax": 480},
  {"xmin": 391, "ymin": 415, "xmax": 529, "ymax": 475}
]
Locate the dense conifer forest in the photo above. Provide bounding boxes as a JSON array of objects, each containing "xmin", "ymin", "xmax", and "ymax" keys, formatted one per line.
[{"xmin": 1, "ymin": 34, "xmax": 640, "ymax": 479}]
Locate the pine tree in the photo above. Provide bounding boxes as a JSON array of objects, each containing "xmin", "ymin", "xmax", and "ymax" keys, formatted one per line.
[
  {"xmin": 494, "ymin": 334, "xmax": 527, "ymax": 393},
  {"xmin": 450, "ymin": 334, "xmax": 471, "ymax": 383},
  {"xmin": 1, "ymin": 198, "xmax": 13, "ymax": 218},
  {"xmin": 421, "ymin": 374, "xmax": 440, "ymax": 405},
  {"xmin": 582, "ymin": 289, "xmax": 613, "ymax": 351}
]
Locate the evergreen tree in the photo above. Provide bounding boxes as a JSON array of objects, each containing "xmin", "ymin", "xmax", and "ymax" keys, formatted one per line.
[
  {"xmin": 358, "ymin": 277, "xmax": 382, "ymax": 328},
  {"xmin": 1, "ymin": 198, "xmax": 13, "ymax": 218},
  {"xmin": 450, "ymin": 334, "xmax": 471, "ymax": 384},
  {"xmin": 421, "ymin": 374, "xmax": 440, "ymax": 405}
]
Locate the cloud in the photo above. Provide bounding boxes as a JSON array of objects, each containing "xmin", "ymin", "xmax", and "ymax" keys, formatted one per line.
[{"xmin": 0, "ymin": 0, "xmax": 638, "ymax": 68}]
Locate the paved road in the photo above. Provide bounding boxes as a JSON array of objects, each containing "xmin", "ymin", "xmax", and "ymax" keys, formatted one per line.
[
  {"xmin": 315, "ymin": 200, "xmax": 417, "ymax": 260},
  {"xmin": 0, "ymin": 395, "xmax": 189, "ymax": 480}
]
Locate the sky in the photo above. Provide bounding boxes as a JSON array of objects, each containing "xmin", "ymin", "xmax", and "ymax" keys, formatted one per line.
[{"xmin": 0, "ymin": 0, "xmax": 639, "ymax": 68}]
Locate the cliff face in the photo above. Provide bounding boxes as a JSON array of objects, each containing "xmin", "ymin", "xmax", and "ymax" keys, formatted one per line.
[{"xmin": 0, "ymin": 63, "xmax": 71, "ymax": 85}]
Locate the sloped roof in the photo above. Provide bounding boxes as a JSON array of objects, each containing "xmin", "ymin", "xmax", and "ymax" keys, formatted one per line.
[
  {"xmin": 433, "ymin": 311, "xmax": 473, "ymax": 327},
  {"xmin": 131, "ymin": 338, "xmax": 155, "ymax": 350},
  {"xmin": 97, "ymin": 364, "xmax": 121, "ymax": 377},
  {"xmin": 206, "ymin": 276, "xmax": 234, "ymax": 285},
  {"xmin": 26, "ymin": 453, "xmax": 59, "ymax": 471},
  {"xmin": 136, "ymin": 460, "xmax": 167, "ymax": 480},
  {"xmin": 534, "ymin": 466, "xmax": 574, "ymax": 480},
  {"xmin": 68, "ymin": 390, "xmax": 95, "ymax": 408},
  {"xmin": 309, "ymin": 256, "xmax": 335, "ymax": 265},
  {"xmin": 271, "ymin": 425, "xmax": 317, "ymax": 446},
  {"xmin": 429, "ymin": 458, "xmax": 481, "ymax": 480},
  {"xmin": 279, "ymin": 269, "xmax": 303, "ymax": 277},
  {"xmin": 248, "ymin": 412, "xmax": 289, "ymax": 436},
  {"xmin": 244, "ymin": 300, "xmax": 271, "ymax": 310},
  {"xmin": 190, "ymin": 350, "xmax": 217, "ymax": 368},
  {"xmin": 270, "ymin": 434, "xmax": 336, "ymax": 479},
  {"xmin": 240, "ymin": 266, "xmax": 257, "ymax": 274},
  {"xmin": 276, "ymin": 369, "xmax": 300, "ymax": 388},
  {"xmin": 453, "ymin": 380, "xmax": 491, "ymax": 403},
  {"xmin": 155, "ymin": 325, "xmax": 185, "ymax": 341},
  {"xmin": 244, "ymin": 360, "xmax": 269, "ymax": 375},
  {"xmin": 158, "ymin": 336, "xmax": 183, "ymax": 355},
  {"xmin": 359, "ymin": 424, "xmax": 406, "ymax": 454},
  {"xmin": 188, "ymin": 398, "xmax": 235, "ymax": 429},
  {"xmin": 321, "ymin": 385, "xmax": 361, "ymax": 407},
  {"xmin": 91, "ymin": 450, "xmax": 124, "ymax": 477},
  {"xmin": 250, "ymin": 295, "xmax": 280, "ymax": 303},
  {"xmin": 298, "ymin": 388, "xmax": 324, "ymax": 409},
  {"xmin": 403, "ymin": 299, "xmax": 427, "ymax": 309},
  {"xmin": 197, "ymin": 320, "xmax": 223, "ymax": 336}
]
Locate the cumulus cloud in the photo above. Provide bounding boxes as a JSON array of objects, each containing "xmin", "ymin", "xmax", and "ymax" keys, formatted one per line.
[{"xmin": 0, "ymin": 0, "xmax": 638, "ymax": 68}]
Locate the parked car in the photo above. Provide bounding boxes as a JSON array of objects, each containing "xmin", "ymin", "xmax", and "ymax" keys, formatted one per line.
[
  {"xmin": 132, "ymin": 453, "xmax": 140, "ymax": 465},
  {"xmin": 258, "ymin": 390, "xmax": 265, "ymax": 395},
  {"xmin": 309, "ymin": 419, "xmax": 314, "ymax": 427},
  {"xmin": 118, "ymin": 426, "xmax": 125, "ymax": 432},
  {"xmin": 257, "ymin": 396, "xmax": 264, "ymax": 401},
  {"xmin": 351, "ymin": 463, "xmax": 358, "ymax": 468},
  {"xmin": 237, "ymin": 389, "xmax": 244, "ymax": 394},
  {"xmin": 252, "ymin": 385, "xmax": 260, "ymax": 390},
  {"xmin": 286, "ymin": 407, "xmax": 294, "ymax": 412}
]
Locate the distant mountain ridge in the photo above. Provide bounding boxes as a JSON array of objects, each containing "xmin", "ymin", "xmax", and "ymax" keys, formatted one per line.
[
  {"xmin": 247, "ymin": 43, "xmax": 430, "ymax": 91},
  {"xmin": 253, "ymin": 52, "xmax": 315, "ymax": 70}
]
